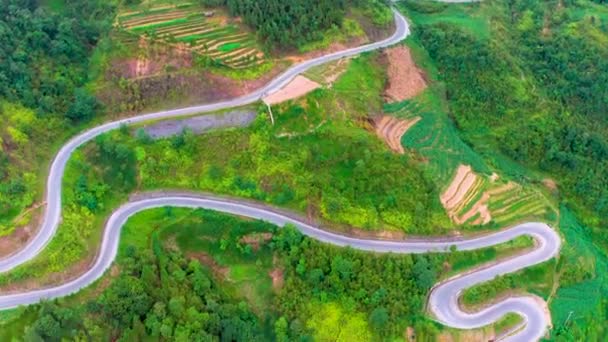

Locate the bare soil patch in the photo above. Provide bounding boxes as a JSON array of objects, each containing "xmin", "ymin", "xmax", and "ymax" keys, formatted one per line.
[
  {"xmin": 239, "ymin": 232, "xmax": 273, "ymax": 251},
  {"xmin": 187, "ymin": 252, "xmax": 230, "ymax": 279},
  {"xmin": 542, "ymin": 178, "xmax": 558, "ymax": 192},
  {"xmin": 384, "ymin": 46, "xmax": 427, "ymax": 103},
  {"xmin": 440, "ymin": 165, "xmax": 517, "ymax": 226},
  {"xmin": 268, "ymin": 268, "xmax": 284, "ymax": 291},
  {"xmin": 441, "ymin": 165, "xmax": 476, "ymax": 210},
  {"xmin": 374, "ymin": 115, "xmax": 421, "ymax": 154},
  {"xmin": 263, "ymin": 76, "xmax": 321, "ymax": 105}
]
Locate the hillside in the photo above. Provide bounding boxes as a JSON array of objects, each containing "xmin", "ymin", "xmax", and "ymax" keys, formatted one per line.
[{"xmin": 0, "ymin": 0, "xmax": 607, "ymax": 341}]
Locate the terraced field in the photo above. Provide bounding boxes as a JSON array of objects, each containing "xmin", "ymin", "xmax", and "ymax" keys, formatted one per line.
[
  {"xmin": 441, "ymin": 165, "xmax": 554, "ymax": 227},
  {"xmin": 374, "ymin": 115, "xmax": 421, "ymax": 154},
  {"xmin": 116, "ymin": 3, "xmax": 265, "ymax": 69},
  {"xmin": 383, "ymin": 93, "xmax": 490, "ymax": 184}
]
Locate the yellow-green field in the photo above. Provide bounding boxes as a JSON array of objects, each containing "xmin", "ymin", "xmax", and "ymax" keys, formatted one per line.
[{"xmin": 116, "ymin": 3, "xmax": 265, "ymax": 69}]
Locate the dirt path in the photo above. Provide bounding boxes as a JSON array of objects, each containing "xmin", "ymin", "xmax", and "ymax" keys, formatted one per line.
[{"xmin": 262, "ymin": 75, "xmax": 321, "ymax": 105}]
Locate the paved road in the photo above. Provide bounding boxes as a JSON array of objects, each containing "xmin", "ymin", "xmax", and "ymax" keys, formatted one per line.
[
  {"xmin": 0, "ymin": 8, "xmax": 409, "ymax": 274},
  {"xmin": 0, "ymin": 193, "xmax": 560, "ymax": 341},
  {"xmin": 0, "ymin": 5, "xmax": 561, "ymax": 342}
]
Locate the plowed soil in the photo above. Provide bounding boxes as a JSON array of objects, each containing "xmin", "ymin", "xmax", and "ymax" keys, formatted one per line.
[
  {"xmin": 375, "ymin": 115, "xmax": 421, "ymax": 154},
  {"xmin": 384, "ymin": 46, "xmax": 427, "ymax": 102}
]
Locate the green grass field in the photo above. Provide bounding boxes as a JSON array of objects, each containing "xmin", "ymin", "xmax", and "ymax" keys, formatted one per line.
[
  {"xmin": 398, "ymin": 0, "xmax": 491, "ymax": 40},
  {"xmin": 120, "ymin": 207, "xmax": 277, "ymax": 312}
]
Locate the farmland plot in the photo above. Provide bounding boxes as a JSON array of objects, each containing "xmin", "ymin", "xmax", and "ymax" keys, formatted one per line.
[{"xmin": 116, "ymin": 4, "xmax": 265, "ymax": 69}]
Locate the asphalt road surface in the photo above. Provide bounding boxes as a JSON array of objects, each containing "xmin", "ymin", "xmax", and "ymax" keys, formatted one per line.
[{"xmin": 0, "ymin": 5, "xmax": 561, "ymax": 342}]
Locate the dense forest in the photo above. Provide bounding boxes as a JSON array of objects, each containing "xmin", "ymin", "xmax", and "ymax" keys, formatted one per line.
[
  {"xmin": 6, "ymin": 212, "xmax": 445, "ymax": 341},
  {"xmin": 0, "ymin": 0, "xmax": 115, "ymax": 227},
  {"xmin": 19, "ymin": 237, "xmax": 266, "ymax": 341},
  {"xmin": 199, "ymin": 0, "xmax": 390, "ymax": 48},
  {"xmin": 411, "ymin": 0, "xmax": 608, "ymax": 248},
  {"xmin": 0, "ymin": 0, "xmax": 114, "ymax": 120}
]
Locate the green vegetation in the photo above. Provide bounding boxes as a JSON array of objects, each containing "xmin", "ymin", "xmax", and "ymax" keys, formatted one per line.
[
  {"xmin": 199, "ymin": 0, "xmax": 350, "ymax": 49},
  {"xmin": 400, "ymin": 0, "xmax": 491, "ymax": 39},
  {"xmin": 405, "ymin": 0, "xmax": 608, "ymax": 242},
  {"xmin": 0, "ymin": 0, "xmax": 116, "ymax": 228},
  {"xmin": 400, "ymin": 1, "xmax": 608, "ymax": 338},
  {"xmin": 550, "ymin": 207, "xmax": 608, "ymax": 340},
  {"xmin": 1, "ymin": 207, "xmax": 540, "ymax": 340},
  {"xmin": 297, "ymin": 18, "xmax": 365, "ymax": 54},
  {"xmin": 0, "ymin": 0, "xmax": 113, "ymax": 119},
  {"xmin": 2, "ymin": 1, "xmax": 608, "ymax": 341},
  {"xmin": 116, "ymin": 3, "xmax": 266, "ymax": 69},
  {"xmin": 0, "ymin": 54, "xmax": 451, "ymax": 289},
  {"xmin": 461, "ymin": 261, "xmax": 555, "ymax": 307}
]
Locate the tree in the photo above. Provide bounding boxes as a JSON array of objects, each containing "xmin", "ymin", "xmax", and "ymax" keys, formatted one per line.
[
  {"xmin": 66, "ymin": 88, "xmax": 98, "ymax": 122},
  {"xmin": 369, "ymin": 307, "xmax": 389, "ymax": 332},
  {"xmin": 413, "ymin": 256, "xmax": 436, "ymax": 289}
]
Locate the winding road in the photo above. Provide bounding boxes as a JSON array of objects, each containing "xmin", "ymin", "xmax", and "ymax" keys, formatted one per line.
[{"xmin": 0, "ymin": 5, "xmax": 561, "ymax": 342}]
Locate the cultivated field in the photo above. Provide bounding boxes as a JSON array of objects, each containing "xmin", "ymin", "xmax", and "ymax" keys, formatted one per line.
[
  {"xmin": 116, "ymin": 3, "xmax": 265, "ymax": 69},
  {"xmin": 374, "ymin": 115, "xmax": 421, "ymax": 154},
  {"xmin": 441, "ymin": 164, "xmax": 554, "ymax": 227}
]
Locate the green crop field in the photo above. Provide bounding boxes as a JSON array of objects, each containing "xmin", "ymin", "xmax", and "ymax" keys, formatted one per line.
[{"xmin": 116, "ymin": 3, "xmax": 265, "ymax": 69}]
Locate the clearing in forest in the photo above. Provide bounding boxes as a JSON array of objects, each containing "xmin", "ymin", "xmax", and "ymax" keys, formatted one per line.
[
  {"xmin": 374, "ymin": 115, "xmax": 421, "ymax": 154},
  {"xmin": 116, "ymin": 3, "xmax": 265, "ymax": 69},
  {"xmin": 384, "ymin": 46, "xmax": 427, "ymax": 102},
  {"xmin": 441, "ymin": 164, "xmax": 554, "ymax": 227}
]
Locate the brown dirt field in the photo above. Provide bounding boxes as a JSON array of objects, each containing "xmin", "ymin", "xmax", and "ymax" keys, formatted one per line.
[
  {"xmin": 384, "ymin": 46, "xmax": 428, "ymax": 103},
  {"xmin": 263, "ymin": 76, "xmax": 321, "ymax": 105},
  {"xmin": 441, "ymin": 166, "xmax": 498, "ymax": 226},
  {"xmin": 268, "ymin": 268, "xmax": 284, "ymax": 291},
  {"xmin": 441, "ymin": 165, "xmax": 473, "ymax": 207},
  {"xmin": 443, "ymin": 169, "xmax": 478, "ymax": 211},
  {"xmin": 542, "ymin": 178, "xmax": 558, "ymax": 192},
  {"xmin": 99, "ymin": 59, "xmax": 285, "ymax": 116},
  {"xmin": 374, "ymin": 115, "xmax": 421, "ymax": 154},
  {"xmin": 405, "ymin": 327, "xmax": 416, "ymax": 341},
  {"xmin": 169, "ymin": 26, "xmax": 215, "ymax": 38}
]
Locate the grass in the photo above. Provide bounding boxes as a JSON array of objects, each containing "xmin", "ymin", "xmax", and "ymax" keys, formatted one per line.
[
  {"xmin": 130, "ymin": 17, "xmax": 190, "ymax": 33},
  {"xmin": 549, "ymin": 207, "xmax": 608, "ymax": 337},
  {"xmin": 494, "ymin": 313, "xmax": 524, "ymax": 337},
  {"xmin": 218, "ymin": 42, "xmax": 242, "ymax": 52},
  {"xmin": 298, "ymin": 18, "xmax": 365, "ymax": 53},
  {"xmin": 398, "ymin": 0, "xmax": 491, "ymax": 40},
  {"xmin": 384, "ymin": 88, "xmax": 490, "ymax": 186},
  {"xmin": 0, "ymin": 308, "xmax": 37, "ymax": 341},
  {"xmin": 446, "ymin": 235, "xmax": 534, "ymax": 276},
  {"xmin": 121, "ymin": 207, "xmax": 277, "ymax": 312},
  {"xmin": 460, "ymin": 260, "xmax": 557, "ymax": 308}
]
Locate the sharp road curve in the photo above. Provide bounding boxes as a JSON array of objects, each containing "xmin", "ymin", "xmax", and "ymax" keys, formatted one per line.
[{"xmin": 0, "ymin": 5, "xmax": 561, "ymax": 342}]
